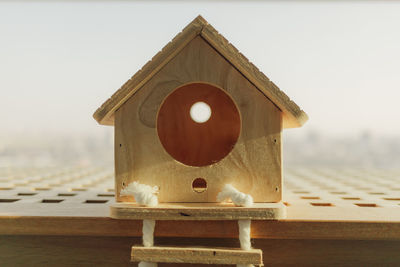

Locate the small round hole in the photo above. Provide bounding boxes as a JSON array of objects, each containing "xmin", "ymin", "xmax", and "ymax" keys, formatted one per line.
[
  {"xmin": 190, "ymin": 102, "xmax": 211, "ymax": 123},
  {"xmin": 192, "ymin": 178, "xmax": 207, "ymax": 193}
]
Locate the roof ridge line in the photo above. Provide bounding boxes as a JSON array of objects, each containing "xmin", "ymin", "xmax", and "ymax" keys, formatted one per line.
[
  {"xmin": 93, "ymin": 15, "xmax": 308, "ymax": 129},
  {"xmin": 93, "ymin": 16, "xmax": 206, "ymax": 125}
]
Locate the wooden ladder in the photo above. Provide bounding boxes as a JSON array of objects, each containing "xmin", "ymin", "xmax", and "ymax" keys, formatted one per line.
[{"xmin": 111, "ymin": 202, "xmax": 286, "ymax": 266}]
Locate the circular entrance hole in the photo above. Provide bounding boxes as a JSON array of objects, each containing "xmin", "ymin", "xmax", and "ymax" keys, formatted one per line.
[
  {"xmin": 157, "ymin": 82, "xmax": 241, "ymax": 167},
  {"xmin": 192, "ymin": 178, "xmax": 207, "ymax": 193},
  {"xmin": 190, "ymin": 101, "xmax": 212, "ymax": 123}
]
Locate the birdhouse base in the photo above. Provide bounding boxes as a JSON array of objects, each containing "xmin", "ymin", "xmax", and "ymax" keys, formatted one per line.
[
  {"xmin": 110, "ymin": 202, "xmax": 286, "ymax": 220},
  {"xmin": 131, "ymin": 246, "xmax": 263, "ymax": 266}
]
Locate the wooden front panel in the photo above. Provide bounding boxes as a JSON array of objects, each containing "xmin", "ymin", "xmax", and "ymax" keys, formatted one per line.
[{"xmin": 115, "ymin": 36, "xmax": 282, "ymax": 203}]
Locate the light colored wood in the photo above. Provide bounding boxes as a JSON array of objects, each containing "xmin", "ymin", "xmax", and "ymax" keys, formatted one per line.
[
  {"xmin": 93, "ymin": 15, "xmax": 308, "ymax": 129},
  {"xmin": 2, "ymin": 217, "xmax": 400, "ymax": 240},
  {"xmin": 93, "ymin": 16, "xmax": 205, "ymax": 125},
  {"xmin": 0, "ymin": 166, "xmax": 400, "ymax": 240},
  {"xmin": 110, "ymin": 202, "xmax": 286, "ymax": 220},
  {"xmin": 200, "ymin": 23, "xmax": 308, "ymax": 129},
  {"xmin": 283, "ymin": 167, "xmax": 400, "ymax": 222},
  {"xmin": 115, "ymin": 36, "xmax": 282, "ymax": 203},
  {"xmin": 131, "ymin": 246, "xmax": 263, "ymax": 265}
]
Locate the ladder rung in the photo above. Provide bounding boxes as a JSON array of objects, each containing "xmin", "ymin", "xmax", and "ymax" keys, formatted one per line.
[{"xmin": 131, "ymin": 246, "xmax": 263, "ymax": 265}]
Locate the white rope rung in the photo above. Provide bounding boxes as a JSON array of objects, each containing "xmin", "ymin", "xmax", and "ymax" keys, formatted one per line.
[
  {"xmin": 143, "ymin": 219, "xmax": 155, "ymax": 247},
  {"xmin": 238, "ymin": 219, "xmax": 252, "ymax": 250},
  {"xmin": 238, "ymin": 219, "xmax": 254, "ymax": 267},
  {"xmin": 123, "ymin": 181, "xmax": 159, "ymax": 266},
  {"xmin": 217, "ymin": 184, "xmax": 254, "ymax": 207},
  {"xmin": 120, "ymin": 181, "xmax": 159, "ymax": 207},
  {"xmin": 216, "ymin": 184, "xmax": 255, "ymax": 267}
]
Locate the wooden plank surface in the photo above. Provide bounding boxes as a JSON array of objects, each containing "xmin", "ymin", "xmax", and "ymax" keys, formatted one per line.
[
  {"xmin": 1, "ymin": 236, "xmax": 399, "ymax": 267},
  {"xmin": 131, "ymin": 246, "xmax": 263, "ymax": 265},
  {"xmin": 0, "ymin": 166, "xmax": 399, "ymax": 240},
  {"xmin": 110, "ymin": 202, "xmax": 286, "ymax": 220}
]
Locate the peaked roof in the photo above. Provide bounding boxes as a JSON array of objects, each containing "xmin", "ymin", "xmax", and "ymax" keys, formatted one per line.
[{"xmin": 93, "ymin": 15, "xmax": 308, "ymax": 128}]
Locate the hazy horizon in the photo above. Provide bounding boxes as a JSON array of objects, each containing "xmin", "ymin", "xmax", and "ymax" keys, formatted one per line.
[{"xmin": 1, "ymin": 2, "xmax": 400, "ymax": 138}]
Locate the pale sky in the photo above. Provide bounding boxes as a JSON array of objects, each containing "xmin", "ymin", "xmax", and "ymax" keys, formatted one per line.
[{"xmin": 1, "ymin": 2, "xmax": 400, "ymax": 137}]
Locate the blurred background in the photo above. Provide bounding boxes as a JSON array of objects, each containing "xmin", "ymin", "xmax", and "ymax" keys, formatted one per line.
[{"xmin": 1, "ymin": 1, "xmax": 399, "ymax": 168}]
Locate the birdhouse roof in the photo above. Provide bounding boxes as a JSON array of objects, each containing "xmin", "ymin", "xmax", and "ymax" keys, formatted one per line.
[{"xmin": 93, "ymin": 15, "xmax": 308, "ymax": 128}]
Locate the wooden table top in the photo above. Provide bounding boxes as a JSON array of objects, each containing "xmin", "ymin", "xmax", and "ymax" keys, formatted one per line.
[{"xmin": 0, "ymin": 165, "xmax": 399, "ymax": 240}]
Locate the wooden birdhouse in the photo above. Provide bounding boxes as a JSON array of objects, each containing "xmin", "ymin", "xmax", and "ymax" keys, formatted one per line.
[
  {"xmin": 94, "ymin": 15, "xmax": 307, "ymax": 266},
  {"xmin": 93, "ymin": 16, "xmax": 307, "ymax": 205}
]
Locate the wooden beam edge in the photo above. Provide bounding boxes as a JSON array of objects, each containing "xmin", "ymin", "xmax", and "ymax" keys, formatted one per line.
[
  {"xmin": 200, "ymin": 24, "xmax": 308, "ymax": 129},
  {"xmin": 131, "ymin": 246, "xmax": 263, "ymax": 265},
  {"xmin": 93, "ymin": 17, "xmax": 206, "ymax": 126},
  {"xmin": 93, "ymin": 16, "xmax": 308, "ymax": 128},
  {"xmin": 1, "ymin": 216, "xmax": 400, "ymax": 240},
  {"xmin": 109, "ymin": 202, "xmax": 286, "ymax": 221}
]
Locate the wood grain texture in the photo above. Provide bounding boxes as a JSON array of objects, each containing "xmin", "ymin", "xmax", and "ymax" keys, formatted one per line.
[
  {"xmin": 110, "ymin": 202, "xmax": 286, "ymax": 220},
  {"xmin": 93, "ymin": 15, "xmax": 308, "ymax": 129},
  {"xmin": 156, "ymin": 82, "xmax": 241, "ymax": 167},
  {"xmin": 115, "ymin": 36, "xmax": 282, "ymax": 203},
  {"xmin": 131, "ymin": 246, "xmax": 263, "ymax": 265},
  {"xmin": 2, "ymin": 236, "xmax": 400, "ymax": 267},
  {"xmin": 2, "ymin": 217, "xmax": 400, "ymax": 240}
]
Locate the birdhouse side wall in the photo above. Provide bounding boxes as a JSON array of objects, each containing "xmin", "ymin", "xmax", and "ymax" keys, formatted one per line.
[{"xmin": 114, "ymin": 36, "xmax": 282, "ymax": 203}]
